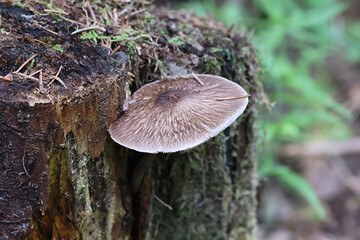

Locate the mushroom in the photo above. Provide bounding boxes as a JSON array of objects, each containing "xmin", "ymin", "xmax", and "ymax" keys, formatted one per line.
[{"xmin": 108, "ymin": 74, "xmax": 249, "ymax": 194}]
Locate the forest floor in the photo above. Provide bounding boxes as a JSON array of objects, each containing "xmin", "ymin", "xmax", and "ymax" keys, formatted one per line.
[
  {"xmin": 258, "ymin": 38, "xmax": 360, "ymax": 240},
  {"xmin": 258, "ymin": 1, "xmax": 360, "ymax": 239}
]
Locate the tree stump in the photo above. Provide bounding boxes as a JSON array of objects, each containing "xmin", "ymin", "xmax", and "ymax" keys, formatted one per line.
[{"xmin": 0, "ymin": 2, "xmax": 260, "ymax": 240}]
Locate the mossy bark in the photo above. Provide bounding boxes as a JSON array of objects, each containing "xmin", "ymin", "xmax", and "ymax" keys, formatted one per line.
[
  {"xmin": 0, "ymin": 2, "xmax": 260, "ymax": 240},
  {"xmin": 128, "ymin": 8, "xmax": 260, "ymax": 240},
  {"xmin": 141, "ymin": 41, "xmax": 258, "ymax": 240}
]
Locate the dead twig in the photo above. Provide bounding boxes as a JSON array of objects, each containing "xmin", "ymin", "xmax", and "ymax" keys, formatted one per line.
[
  {"xmin": 111, "ymin": 0, "xmax": 124, "ymax": 8},
  {"xmin": 101, "ymin": 38, "xmax": 113, "ymax": 52},
  {"xmin": 226, "ymin": 23, "xmax": 235, "ymax": 35},
  {"xmin": 18, "ymin": 178, "xmax": 30, "ymax": 187},
  {"xmin": 43, "ymin": 9, "xmax": 68, "ymax": 15},
  {"xmin": 110, "ymin": 45, "xmax": 122, "ymax": 56},
  {"xmin": 47, "ymin": 66, "xmax": 67, "ymax": 89},
  {"xmin": 22, "ymin": 150, "xmax": 30, "ymax": 177},
  {"xmin": 279, "ymin": 138, "xmax": 360, "ymax": 158},
  {"xmin": 29, "ymin": 69, "xmax": 45, "ymax": 91},
  {"xmin": 71, "ymin": 25, "xmax": 106, "ymax": 35},
  {"xmin": 39, "ymin": 70, "xmax": 44, "ymax": 92},
  {"xmin": 59, "ymin": 15, "xmax": 86, "ymax": 27},
  {"xmin": 34, "ymin": 39, "xmax": 47, "ymax": 45},
  {"xmin": 216, "ymin": 95, "xmax": 251, "ymax": 101},
  {"xmin": 191, "ymin": 72, "xmax": 204, "ymax": 86},
  {"xmin": 13, "ymin": 72, "xmax": 40, "ymax": 83},
  {"xmin": 34, "ymin": 23, "xmax": 59, "ymax": 36},
  {"xmin": 29, "ymin": 69, "xmax": 42, "ymax": 77},
  {"xmin": 107, "ymin": 8, "xmax": 119, "ymax": 27},
  {"xmin": 14, "ymin": 54, "xmax": 37, "ymax": 73},
  {"xmin": 53, "ymin": 76, "xmax": 67, "ymax": 89},
  {"xmin": 153, "ymin": 193, "xmax": 173, "ymax": 210},
  {"xmin": 87, "ymin": 0, "xmax": 97, "ymax": 24},
  {"xmin": 3, "ymin": 71, "xmax": 13, "ymax": 82},
  {"xmin": 129, "ymin": 8, "xmax": 147, "ymax": 18},
  {"xmin": 55, "ymin": 66, "xmax": 62, "ymax": 79}
]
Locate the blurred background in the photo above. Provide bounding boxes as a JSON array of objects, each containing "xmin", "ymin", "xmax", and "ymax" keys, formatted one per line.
[{"xmin": 159, "ymin": 0, "xmax": 360, "ymax": 239}]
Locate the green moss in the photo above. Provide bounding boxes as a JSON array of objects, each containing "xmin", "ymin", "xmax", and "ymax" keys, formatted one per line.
[
  {"xmin": 155, "ymin": 60, "xmax": 169, "ymax": 78},
  {"xmin": 136, "ymin": 9, "xmax": 261, "ymax": 239},
  {"xmin": 161, "ymin": 29, "xmax": 169, "ymax": 36},
  {"xmin": 210, "ymin": 47, "xmax": 223, "ymax": 54},
  {"xmin": 39, "ymin": 35, "xmax": 57, "ymax": 45},
  {"xmin": 168, "ymin": 37, "xmax": 185, "ymax": 46},
  {"xmin": 52, "ymin": 44, "xmax": 64, "ymax": 53},
  {"xmin": 47, "ymin": 146, "xmax": 69, "ymax": 201},
  {"xmin": 15, "ymin": 1, "xmax": 27, "ymax": 8},
  {"xmin": 203, "ymin": 54, "xmax": 222, "ymax": 73},
  {"xmin": 178, "ymin": 23, "xmax": 192, "ymax": 32},
  {"xmin": 80, "ymin": 30, "xmax": 108, "ymax": 44},
  {"xmin": 100, "ymin": 8, "xmax": 111, "ymax": 26},
  {"xmin": 147, "ymin": 134, "xmax": 233, "ymax": 239},
  {"xmin": 32, "ymin": 144, "xmax": 77, "ymax": 239},
  {"xmin": 111, "ymin": 28, "xmax": 150, "ymax": 56},
  {"xmin": 144, "ymin": 12, "xmax": 156, "ymax": 25}
]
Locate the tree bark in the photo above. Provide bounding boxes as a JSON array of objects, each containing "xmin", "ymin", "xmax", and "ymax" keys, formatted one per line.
[{"xmin": 0, "ymin": 2, "xmax": 260, "ymax": 240}]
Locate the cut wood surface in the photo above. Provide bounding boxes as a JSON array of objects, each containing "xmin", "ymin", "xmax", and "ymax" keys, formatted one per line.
[
  {"xmin": 0, "ymin": 1, "xmax": 261, "ymax": 240},
  {"xmin": 0, "ymin": 3, "xmax": 129, "ymax": 239}
]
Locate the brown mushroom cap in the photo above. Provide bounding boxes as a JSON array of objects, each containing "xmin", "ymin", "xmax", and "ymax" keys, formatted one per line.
[{"xmin": 108, "ymin": 74, "xmax": 249, "ymax": 153}]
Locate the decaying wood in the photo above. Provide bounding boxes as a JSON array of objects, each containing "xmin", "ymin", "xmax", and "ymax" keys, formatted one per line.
[
  {"xmin": 0, "ymin": 3, "xmax": 129, "ymax": 239},
  {"xmin": 0, "ymin": 1, "xmax": 261, "ymax": 240}
]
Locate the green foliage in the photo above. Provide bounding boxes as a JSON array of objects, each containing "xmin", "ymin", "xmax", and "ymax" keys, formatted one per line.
[
  {"xmin": 78, "ymin": 27, "xmax": 150, "ymax": 56},
  {"xmin": 80, "ymin": 30, "xmax": 107, "ymax": 44},
  {"xmin": 52, "ymin": 44, "xmax": 64, "ymax": 53},
  {"xmin": 144, "ymin": 12, "xmax": 156, "ymax": 25},
  {"xmin": 181, "ymin": 0, "xmax": 358, "ymax": 220},
  {"xmin": 181, "ymin": 0, "xmax": 243, "ymax": 27},
  {"xmin": 100, "ymin": 8, "xmax": 111, "ymax": 26},
  {"xmin": 160, "ymin": 29, "xmax": 169, "ymax": 36},
  {"xmin": 168, "ymin": 37, "xmax": 185, "ymax": 46},
  {"xmin": 28, "ymin": 59, "xmax": 35, "ymax": 71},
  {"xmin": 344, "ymin": 20, "xmax": 360, "ymax": 63},
  {"xmin": 178, "ymin": 23, "xmax": 192, "ymax": 32},
  {"xmin": 260, "ymin": 158, "xmax": 326, "ymax": 220},
  {"xmin": 203, "ymin": 54, "xmax": 221, "ymax": 73},
  {"xmin": 111, "ymin": 28, "xmax": 150, "ymax": 56},
  {"xmin": 15, "ymin": 1, "xmax": 27, "ymax": 8}
]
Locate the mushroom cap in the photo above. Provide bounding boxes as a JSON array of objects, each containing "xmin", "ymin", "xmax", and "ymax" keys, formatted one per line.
[{"xmin": 109, "ymin": 74, "xmax": 249, "ymax": 153}]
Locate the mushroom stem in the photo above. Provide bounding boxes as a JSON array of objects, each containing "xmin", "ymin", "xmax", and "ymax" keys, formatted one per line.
[
  {"xmin": 131, "ymin": 153, "xmax": 157, "ymax": 194},
  {"xmin": 216, "ymin": 95, "xmax": 251, "ymax": 101}
]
